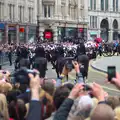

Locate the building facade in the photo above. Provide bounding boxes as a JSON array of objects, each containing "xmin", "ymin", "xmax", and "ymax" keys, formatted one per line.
[
  {"xmin": 88, "ymin": 0, "xmax": 120, "ymax": 42},
  {"xmin": 37, "ymin": 0, "xmax": 88, "ymax": 42},
  {"xmin": 0, "ymin": 0, "xmax": 37, "ymax": 44}
]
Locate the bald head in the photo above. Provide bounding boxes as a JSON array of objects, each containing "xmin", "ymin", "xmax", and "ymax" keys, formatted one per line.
[{"xmin": 90, "ymin": 104, "xmax": 115, "ymax": 120}]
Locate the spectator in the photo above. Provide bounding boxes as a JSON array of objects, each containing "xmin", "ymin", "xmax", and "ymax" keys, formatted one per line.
[
  {"xmin": 53, "ymin": 84, "xmax": 84, "ymax": 120},
  {"xmin": 27, "ymin": 73, "xmax": 41, "ymax": 120},
  {"xmin": 90, "ymin": 104, "xmax": 115, "ymax": 120},
  {"xmin": 106, "ymin": 96, "xmax": 120, "ymax": 109},
  {"xmin": 114, "ymin": 106, "xmax": 120, "ymax": 120},
  {"xmin": 8, "ymin": 99, "xmax": 27, "ymax": 120},
  {"xmin": 0, "ymin": 94, "xmax": 9, "ymax": 120}
]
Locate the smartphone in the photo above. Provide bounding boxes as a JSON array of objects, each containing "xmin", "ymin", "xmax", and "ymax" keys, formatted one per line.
[
  {"xmin": 83, "ymin": 84, "xmax": 92, "ymax": 91},
  {"xmin": 107, "ymin": 66, "xmax": 116, "ymax": 81}
]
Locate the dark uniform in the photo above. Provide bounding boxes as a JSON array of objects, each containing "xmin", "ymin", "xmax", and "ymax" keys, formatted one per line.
[
  {"xmin": 8, "ymin": 47, "xmax": 12, "ymax": 66},
  {"xmin": 34, "ymin": 46, "xmax": 47, "ymax": 78}
]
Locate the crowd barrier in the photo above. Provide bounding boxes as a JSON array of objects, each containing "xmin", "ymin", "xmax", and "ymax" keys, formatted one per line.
[{"xmin": 0, "ymin": 53, "xmax": 16, "ymax": 65}]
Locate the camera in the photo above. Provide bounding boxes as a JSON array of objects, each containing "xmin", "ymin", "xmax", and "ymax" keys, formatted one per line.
[
  {"xmin": 64, "ymin": 57, "xmax": 75, "ymax": 71},
  {"xmin": 12, "ymin": 68, "xmax": 39, "ymax": 85},
  {"xmin": 65, "ymin": 60, "xmax": 74, "ymax": 71}
]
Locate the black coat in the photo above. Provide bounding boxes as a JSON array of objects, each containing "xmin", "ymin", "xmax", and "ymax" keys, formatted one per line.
[
  {"xmin": 27, "ymin": 101, "xmax": 41, "ymax": 120},
  {"xmin": 53, "ymin": 98, "xmax": 74, "ymax": 120}
]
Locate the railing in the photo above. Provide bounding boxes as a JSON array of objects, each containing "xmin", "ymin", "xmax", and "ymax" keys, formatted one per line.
[{"xmin": 0, "ymin": 53, "xmax": 16, "ymax": 65}]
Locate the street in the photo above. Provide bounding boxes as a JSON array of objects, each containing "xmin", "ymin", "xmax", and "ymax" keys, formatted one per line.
[{"xmin": 2, "ymin": 57, "xmax": 120, "ymax": 96}]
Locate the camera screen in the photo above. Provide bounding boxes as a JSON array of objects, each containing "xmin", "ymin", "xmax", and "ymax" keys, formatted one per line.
[{"xmin": 108, "ymin": 66, "xmax": 116, "ymax": 81}]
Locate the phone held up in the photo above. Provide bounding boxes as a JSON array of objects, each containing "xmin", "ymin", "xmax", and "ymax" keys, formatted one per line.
[{"xmin": 107, "ymin": 66, "xmax": 116, "ymax": 81}]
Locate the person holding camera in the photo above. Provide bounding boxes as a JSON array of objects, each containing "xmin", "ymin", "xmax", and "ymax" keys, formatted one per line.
[
  {"xmin": 56, "ymin": 61, "xmax": 84, "ymax": 87},
  {"xmin": 27, "ymin": 73, "xmax": 41, "ymax": 120}
]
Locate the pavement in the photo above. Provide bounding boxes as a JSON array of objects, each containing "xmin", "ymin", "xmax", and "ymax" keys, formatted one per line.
[
  {"xmin": 2, "ymin": 58, "xmax": 120, "ymax": 96},
  {"xmin": 91, "ymin": 56, "xmax": 120, "ymax": 73}
]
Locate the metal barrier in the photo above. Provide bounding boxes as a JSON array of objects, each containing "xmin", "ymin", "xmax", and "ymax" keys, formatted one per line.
[{"xmin": 0, "ymin": 53, "xmax": 16, "ymax": 65}]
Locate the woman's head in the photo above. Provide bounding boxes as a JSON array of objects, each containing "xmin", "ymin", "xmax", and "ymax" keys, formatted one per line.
[
  {"xmin": 0, "ymin": 94, "xmax": 9, "ymax": 120},
  {"xmin": 0, "ymin": 82, "xmax": 12, "ymax": 95},
  {"xmin": 9, "ymin": 99, "xmax": 27, "ymax": 120}
]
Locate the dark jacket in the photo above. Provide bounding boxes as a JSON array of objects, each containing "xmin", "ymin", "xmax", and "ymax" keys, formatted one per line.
[
  {"xmin": 53, "ymin": 98, "xmax": 74, "ymax": 120},
  {"xmin": 27, "ymin": 100, "xmax": 41, "ymax": 120},
  {"xmin": 17, "ymin": 91, "xmax": 31, "ymax": 104}
]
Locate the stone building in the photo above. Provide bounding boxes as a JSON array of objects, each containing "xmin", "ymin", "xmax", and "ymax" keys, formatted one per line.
[
  {"xmin": 37, "ymin": 0, "xmax": 88, "ymax": 42},
  {"xmin": 88, "ymin": 0, "xmax": 120, "ymax": 42},
  {"xmin": 0, "ymin": 0, "xmax": 37, "ymax": 44}
]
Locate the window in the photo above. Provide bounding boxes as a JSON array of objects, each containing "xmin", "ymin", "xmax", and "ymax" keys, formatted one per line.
[
  {"xmin": 113, "ymin": 0, "xmax": 118, "ymax": 12},
  {"xmin": 116, "ymin": 0, "xmax": 118, "ymax": 11},
  {"xmin": 61, "ymin": 5, "xmax": 65, "ymax": 19},
  {"xmin": 43, "ymin": 5, "xmax": 54, "ymax": 18},
  {"xmin": 8, "ymin": 4, "xmax": 15, "ymax": 21},
  {"xmin": 105, "ymin": 0, "xmax": 108, "ymax": 11},
  {"xmin": 8, "ymin": 4, "xmax": 12, "ymax": 20},
  {"xmin": 44, "ymin": 5, "xmax": 47, "ymax": 17},
  {"xmin": 90, "ymin": 16, "xmax": 92, "ymax": 27},
  {"xmin": 101, "ymin": 0, "xmax": 104, "ymax": 10},
  {"xmin": 48, "ymin": 6, "xmax": 51, "ymax": 17},
  {"xmin": 28, "ymin": 7, "xmax": 33, "ymax": 23},
  {"xmin": 94, "ymin": 0, "xmax": 96, "ymax": 10},
  {"xmin": 90, "ymin": 16, "xmax": 97, "ymax": 28},
  {"xmin": 90, "ymin": 0, "xmax": 96, "ymax": 10},
  {"xmin": 19, "ymin": 6, "xmax": 24, "ymax": 22},
  {"xmin": 101, "ymin": 0, "xmax": 108, "ymax": 11},
  {"xmin": 113, "ymin": 0, "xmax": 115, "ymax": 11},
  {"xmin": 90, "ymin": 0, "xmax": 93, "ymax": 10}
]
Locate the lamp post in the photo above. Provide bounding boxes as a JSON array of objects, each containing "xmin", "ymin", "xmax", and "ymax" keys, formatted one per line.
[{"xmin": 36, "ymin": 15, "xmax": 40, "ymax": 42}]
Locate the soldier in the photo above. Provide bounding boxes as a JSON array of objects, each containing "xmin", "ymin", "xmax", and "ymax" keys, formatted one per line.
[{"xmin": 8, "ymin": 46, "xmax": 12, "ymax": 66}]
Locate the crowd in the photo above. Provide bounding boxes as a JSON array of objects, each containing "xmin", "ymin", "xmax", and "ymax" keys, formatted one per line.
[
  {"xmin": 0, "ymin": 41, "xmax": 119, "ymax": 120},
  {"xmin": 0, "ymin": 60, "xmax": 120, "ymax": 120}
]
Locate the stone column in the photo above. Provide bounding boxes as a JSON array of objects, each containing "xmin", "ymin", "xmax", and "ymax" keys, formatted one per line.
[
  {"xmin": 4, "ymin": 0, "xmax": 9, "ymax": 21},
  {"xmin": 14, "ymin": 0, "xmax": 19, "ymax": 22},
  {"xmin": 65, "ymin": 0, "xmax": 69, "ymax": 20},
  {"xmin": 57, "ymin": 0, "xmax": 62, "ymax": 19},
  {"xmin": 25, "ymin": 0, "xmax": 28, "ymax": 22},
  {"xmin": 109, "ymin": 30, "xmax": 113, "ymax": 42},
  {"xmin": 25, "ymin": 25, "xmax": 29, "ymax": 42},
  {"xmin": 96, "ymin": 0, "xmax": 100, "ymax": 11},
  {"xmin": 53, "ymin": 25, "xmax": 58, "ymax": 43},
  {"xmin": 97, "ymin": 30, "xmax": 101, "ymax": 38},
  {"xmin": 39, "ymin": 0, "xmax": 43, "ymax": 18},
  {"xmin": 16, "ymin": 24, "xmax": 19, "ymax": 44},
  {"xmin": 55, "ymin": 0, "xmax": 58, "ymax": 18},
  {"xmin": 118, "ymin": 0, "xmax": 120, "ymax": 12},
  {"xmin": 109, "ymin": 0, "xmax": 113, "ymax": 11},
  {"xmin": 39, "ymin": 23, "xmax": 44, "ymax": 41},
  {"xmin": 5, "ymin": 24, "xmax": 8, "ymax": 43},
  {"xmin": 77, "ymin": 0, "xmax": 82, "ymax": 21},
  {"xmin": 83, "ymin": 0, "xmax": 88, "ymax": 22}
]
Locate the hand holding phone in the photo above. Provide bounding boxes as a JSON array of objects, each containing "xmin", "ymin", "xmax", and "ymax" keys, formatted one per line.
[{"xmin": 107, "ymin": 66, "xmax": 116, "ymax": 81}]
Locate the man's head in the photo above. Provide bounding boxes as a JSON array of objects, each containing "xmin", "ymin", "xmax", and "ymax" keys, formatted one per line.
[
  {"xmin": 41, "ymin": 80, "xmax": 55, "ymax": 96},
  {"xmin": 90, "ymin": 104, "xmax": 115, "ymax": 120},
  {"xmin": 53, "ymin": 86, "xmax": 70, "ymax": 110}
]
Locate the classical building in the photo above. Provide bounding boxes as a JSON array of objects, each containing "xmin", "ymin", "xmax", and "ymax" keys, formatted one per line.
[
  {"xmin": 37, "ymin": 0, "xmax": 88, "ymax": 42},
  {"xmin": 0, "ymin": 0, "xmax": 37, "ymax": 44},
  {"xmin": 88, "ymin": 0, "xmax": 120, "ymax": 42}
]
